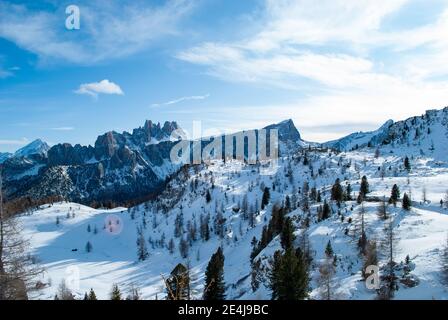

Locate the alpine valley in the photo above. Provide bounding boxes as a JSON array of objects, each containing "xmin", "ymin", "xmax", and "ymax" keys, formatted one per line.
[{"xmin": 3, "ymin": 106, "xmax": 448, "ymax": 300}]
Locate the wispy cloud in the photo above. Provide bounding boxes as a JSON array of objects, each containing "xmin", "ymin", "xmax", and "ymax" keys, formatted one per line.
[
  {"xmin": 175, "ymin": 0, "xmax": 448, "ymax": 140},
  {"xmin": 75, "ymin": 79, "xmax": 124, "ymax": 98},
  {"xmin": 151, "ymin": 94, "xmax": 210, "ymax": 107},
  {"xmin": 0, "ymin": 137, "xmax": 29, "ymax": 145},
  {"xmin": 0, "ymin": 0, "xmax": 195, "ymax": 64},
  {"xmin": 50, "ymin": 127, "xmax": 75, "ymax": 131}
]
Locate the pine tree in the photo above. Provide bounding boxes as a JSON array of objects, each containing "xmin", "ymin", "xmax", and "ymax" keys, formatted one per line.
[
  {"xmin": 325, "ymin": 240, "xmax": 334, "ymax": 257},
  {"xmin": 110, "ymin": 284, "xmax": 122, "ymax": 300},
  {"xmin": 404, "ymin": 156, "xmax": 411, "ymax": 171},
  {"xmin": 360, "ymin": 175, "xmax": 369, "ymax": 197},
  {"xmin": 88, "ymin": 288, "xmax": 97, "ymax": 300},
  {"xmin": 203, "ymin": 247, "xmax": 226, "ymax": 300},
  {"xmin": 402, "ymin": 193, "xmax": 411, "ymax": 211},
  {"xmin": 331, "ymin": 178, "xmax": 344, "ymax": 203},
  {"xmin": 85, "ymin": 241, "xmax": 93, "ymax": 253},
  {"xmin": 166, "ymin": 263, "xmax": 190, "ymax": 300},
  {"xmin": 87, "ymin": 224, "xmax": 91, "ymax": 233},
  {"xmin": 261, "ymin": 187, "xmax": 270, "ymax": 210},
  {"xmin": 251, "ymin": 259, "xmax": 262, "ymax": 293},
  {"xmin": 322, "ymin": 200, "xmax": 331, "ymax": 220},
  {"xmin": 345, "ymin": 184, "xmax": 352, "ymax": 201},
  {"xmin": 390, "ymin": 184, "xmax": 400, "ymax": 206},
  {"xmin": 280, "ymin": 217, "xmax": 295, "ymax": 250},
  {"xmin": 268, "ymin": 248, "xmax": 309, "ymax": 300},
  {"xmin": 137, "ymin": 229, "xmax": 148, "ymax": 261}
]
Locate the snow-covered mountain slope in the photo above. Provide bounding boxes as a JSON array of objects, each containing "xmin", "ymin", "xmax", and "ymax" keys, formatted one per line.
[
  {"xmin": 0, "ymin": 139, "xmax": 49, "ymax": 164},
  {"xmin": 324, "ymin": 107, "xmax": 448, "ymax": 163},
  {"xmin": 19, "ymin": 144, "xmax": 448, "ymax": 300},
  {"xmin": 324, "ymin": 120, "xmax": 393, "ymax": 152},
  {"xmin": 14, "ymin": 139, "xmax": 50, "ymax": 158}
]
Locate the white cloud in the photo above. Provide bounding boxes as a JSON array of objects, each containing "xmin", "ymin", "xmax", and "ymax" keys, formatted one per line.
[
  {"xmin": 0, "ymin": 0, "xmax": 194, "ymax": 64},
  {"xmin": 151, "ymin": 94, "xmax": 210, "ymax": 107},
  {"xmin": 75, "ymin": 79, "xmax": 124, "ymax": 98},
  {"xmin": 175, "ymin": 0, "xmax": 448, "ymax": 141}
]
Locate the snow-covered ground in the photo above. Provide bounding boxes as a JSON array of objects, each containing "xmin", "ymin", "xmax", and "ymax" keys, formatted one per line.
[{"xmin": 18, "ymin": 146, "xmax": 448, "ymax": 300}]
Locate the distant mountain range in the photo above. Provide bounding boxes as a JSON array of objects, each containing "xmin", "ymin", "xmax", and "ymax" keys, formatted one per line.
[
  {"xmin": 0, "ymin": 118, "xmax": 303, "ymax": 206},
  {"xmin": 2, "ymin": 106, "xmax": 448, "ymax": 206}
]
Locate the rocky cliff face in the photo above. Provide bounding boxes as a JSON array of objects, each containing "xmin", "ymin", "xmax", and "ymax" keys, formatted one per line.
[
  {"xmin": 0, "ymin": 119, "xmax": 305, "ymax": 206},
  {"xmin": 1, "ymin": 121, "xmax": 183, "ymax": 205}
]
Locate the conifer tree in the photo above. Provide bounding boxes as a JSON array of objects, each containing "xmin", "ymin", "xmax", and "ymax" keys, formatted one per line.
[
  {"xmin": 268, "ymin": 248, "xmax": 309, "ymax": 300},
  {"xmin": 360, "ymin": 175, "xmax": 369, "ymax": 197},
  {"xmin": 402, "ymin": 193, "xmax": 411, "ymax": 211},
  {"xmin": 261, "ymin": 187, "xmax": 270, "ymax": 210},
  {"xmin": 280, "ymin": 217, "xmax": 295, "ymax": 250},
  {"xmin": 203, "ymin": 247, "xmax": 226, "ymax": 300},
  {"xmin": 331, "ymin": 178, "xmax": 344, "ymax": 204},
  {"xmin": 345, "ymin": 184, "xmax": 352, "ymax": 201},
  {"xmin": 110, "ymin": 284, "xmax": 122, "ymax": 300},
  {"xmin": 137, "ymin": 229, "xmax": 148, "ymax": 261},
  {"xmin": 404, "ymin": 156, "xmax": 411, "ymax": 171},
  {"xmin": 322, "ymin": 200, "xmax": 331, "ymax": 220},
  {"xmin": 390, "ymin": 184, "xmax": 400, "ymax": 206},
  {"xmin": 88, "ymin": 288, "xmax": 97, "ymax": 300},
  {"xmin": 325, "ymin": 240, "xmax": 334, "ymax": 257},
  {"xmin": 85, "ymin": 241, "xmax": 92, "ymax": 253}
]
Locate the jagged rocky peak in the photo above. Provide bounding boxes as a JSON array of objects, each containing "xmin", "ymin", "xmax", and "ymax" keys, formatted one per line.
[
  {"xmin": 14, "ymin": 139, "xmax": 50, "ymax": 158},
  {"xmin": 264, "ymin": 119, "xmax": 301, "ymax": 142},
  {"xmin": 138, "ymin": 120, "xmax": 182, "ymax": 142}
]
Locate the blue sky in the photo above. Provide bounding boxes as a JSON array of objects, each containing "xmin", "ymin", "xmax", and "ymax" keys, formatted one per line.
[{"xmin": 1, "ymin": 0, "xmax": 448, "ymax": 152}]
